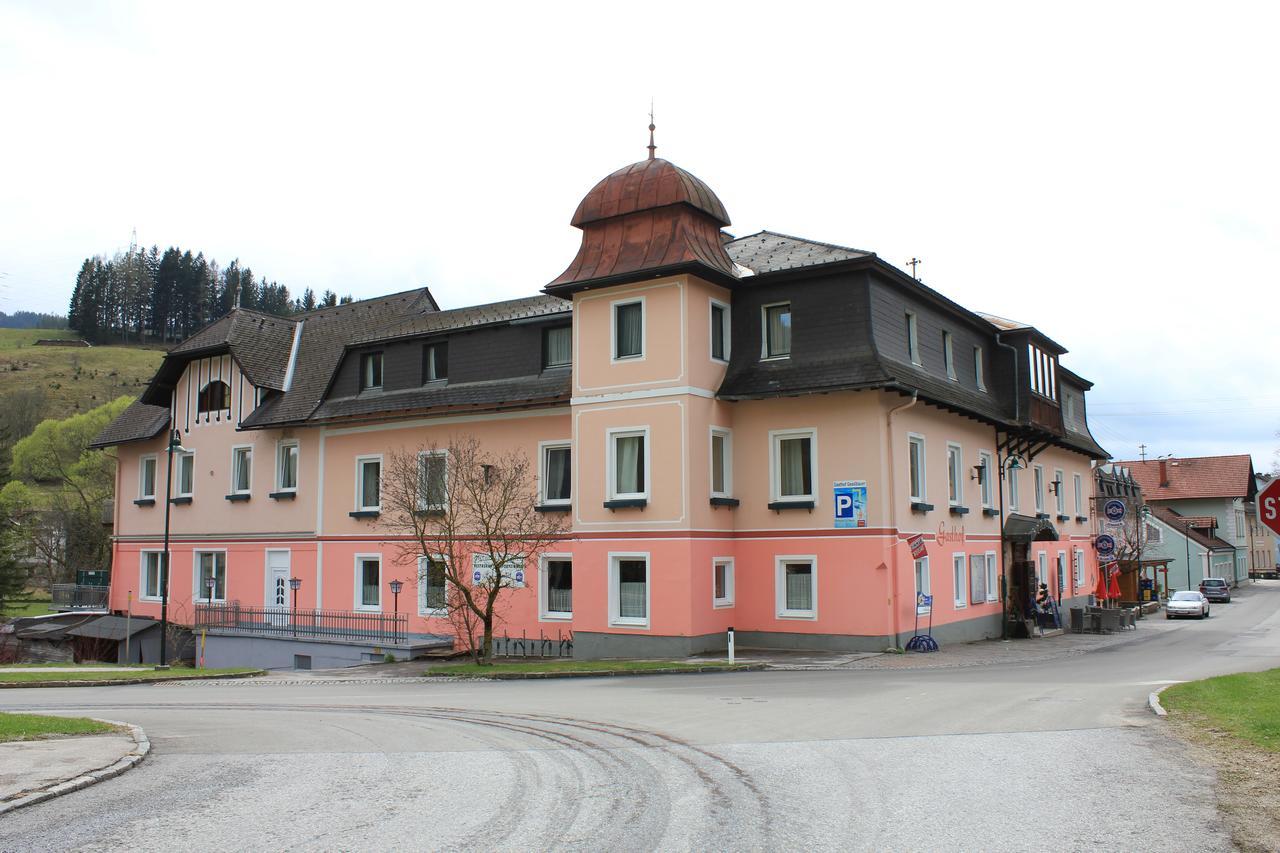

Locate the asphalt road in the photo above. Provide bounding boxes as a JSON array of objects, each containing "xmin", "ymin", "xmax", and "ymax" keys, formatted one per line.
[{"xmin": 5, "ymin": 583, "xmax": 1279, "ymax": 851}]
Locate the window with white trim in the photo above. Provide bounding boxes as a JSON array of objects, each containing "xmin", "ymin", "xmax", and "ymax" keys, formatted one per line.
[
  {"xmin": 541, "ymin": 443, "xmax": 571, "ymax": 506},
  {"xmin": 1073, "ymin": 473, "xmax": 1084, "ymax": 517},
  {"xmin": 986, "ymin": 553, "xmax": 998, "ymax": 602},
  {"xmin": 943, "ymin": 331, "xmax": 956, "ymax": 380},
  {"xmin": 978, "ymin": 450, "xmax": 994, "ymax": 508},
  {"xmin": 194, "ymin": 550, "xmax": 226, "ymax": 603},
  {"xmin": 1028, "ymin": 343, "xmax": 1057, "ymax": 400},
  {"xmin": 356, "ymin": 555, "xmax": 381, "ymax": 610},
  {"xmin": 276, "ymin": 441, "xmax": 299, "ymax": 492},
  {"xmin": 609, "ymin": 554, "xmax": 649, "ymax": 627},
  {"xmin": 423, "ymin": 342, "xmax": 448, "ymax": 382},
  {"xmin": 1008, "ymin": 463, "xmax": 1020, "ymax": 509},
  {"xmin": 541, "ymin": 557, "xmax": 572, "ymax": 619},
  {"xmin": 762, "ymin": 303, "xmax": 791, "ymax": 359},
  {"xmin": 771, "ymin": 429, "xmax": 815, "ymax": 502},
  {"xmin": 360, "ymin": 352, "xmax": 383, "ymax": 391},
  {"xmin": 915, "ymin": 555, "xmax": 931, "ymax": 598},
  {"xmin": 947, "ymin": 443, "xmax": 963, "ymax": 506},
  {"xmin": 908, "ymin": 434, "xmax": 926, "ymax": 502},
  {"xmin": 1056, "ymin": 551, "xmax": 1067, "ymax": 596},
  {"xmin": 609, "ymin": 429, "xmax": 648, "ymax": 500},
  {"xmin": 710, "ymin": 428, "xmax": 732, "ymax": 498},
  {"xmin": 1144, "ymin": 522, "xmax": 1163, "ymax": 546},
  {"xmin": 974, "ymin": 346, "xmax": 986, "ymax": 391},
  {"xmin": 776, "ymin": 557, "xmax": 816, "ymax": 618},
  {"xmin": 417, "ymin": 451, "xmax": 448, "ymax": 511},
  {"xmin": 418, "ymin": 555, "xmax": 447, "ymax": 614},
  {"xmin": 710, "ymin": 300, "xmax": 730, "ymax": 361},
  {"xmin": 953, "ymin": 554, "xmax": 967, "ymax": 608},
  {"xmin": 969, "ymin": 553, "xmax": 987, "ymax": 605},
  {"xmin": 139, "ymin": 455, "xmax": 157, "ymax": 500},
  {"xmin": 1033, "ymin": 465, "xmax": 1045, "ymax": 514},
  {"xmin": 1054, "ymin": 468, "xmax": 1065, "ymax": 515},
  {"xmin": 542, "ymin": 326, "xmax": 572, "ymax": 369},
  {"xmin": 231, "ymin": 446, "xmax": 252, "ymax": 495},
  {"xmin": 906, "ymin": 312, "xmax": 920, "ymax": 365},
  {"xmin": 356, "ymin": 456, "xmax": 381, "ymax": 512},
  {"xmin": 1037, "ymin": 551, "xmax": 1047, "ymax": 585},
  {"xmin": 141, "ymin": 550, "xmax": 163, "ymax": 601},
  {"xmin": 1073, "ymin": 549, "xmax": 1084, "ymax": 588},
  {"xmin": 713, "ymin": 558, "xmax": 735, "ymax": 608},
  {"xmin": 613, "ymin": 300, "xmax": 644, "ymax": 360},
  {"xmin": 176, "ymin": 451, "xmax": 195, "ymax": 498}
]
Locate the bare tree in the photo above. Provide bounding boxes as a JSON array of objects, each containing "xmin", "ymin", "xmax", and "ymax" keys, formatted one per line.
[{"xmin": 380, "ymin": 435, "xmax": 569, "ymax": 663}]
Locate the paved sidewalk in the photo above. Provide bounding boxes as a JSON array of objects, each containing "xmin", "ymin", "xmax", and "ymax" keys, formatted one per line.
[{"xmin": 0, "ymin": 722, "xmax": 149, "ymax": 816}]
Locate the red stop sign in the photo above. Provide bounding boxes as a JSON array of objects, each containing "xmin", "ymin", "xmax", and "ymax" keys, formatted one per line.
[{"xmin": 1260, "ymin": 478, "xmax": 1280, "ymax": 537}]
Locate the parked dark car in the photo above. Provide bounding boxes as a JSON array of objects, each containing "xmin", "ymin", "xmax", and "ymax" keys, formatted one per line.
[{"xmin": 1199, "ymin": 577, "xmax": 1231, "ymax": 602}]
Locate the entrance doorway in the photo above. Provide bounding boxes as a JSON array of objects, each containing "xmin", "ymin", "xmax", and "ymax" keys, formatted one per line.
[{"xmin": 266, "ymin": 549, "xmax": 291, "ymax": 626}]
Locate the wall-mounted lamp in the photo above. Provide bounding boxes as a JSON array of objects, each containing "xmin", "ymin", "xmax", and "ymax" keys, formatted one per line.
[{"xmin": 971, "ymin": 462, "xmax": 987, "ymax": 483}]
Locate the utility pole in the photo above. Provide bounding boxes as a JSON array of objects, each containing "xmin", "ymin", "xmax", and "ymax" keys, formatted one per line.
[
  {"xmin": 1139, "ymin": 444, "xmax": 1148, "ymax": 462},
  {"xmin": 906, "ymin": 258, "xmax": 922, "ymax": 279}
]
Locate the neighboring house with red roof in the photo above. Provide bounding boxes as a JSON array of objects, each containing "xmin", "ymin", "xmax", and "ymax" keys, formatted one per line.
[{"xmin": 1117, "ymin": 455, "xmax": 1258, "ymax": 586}]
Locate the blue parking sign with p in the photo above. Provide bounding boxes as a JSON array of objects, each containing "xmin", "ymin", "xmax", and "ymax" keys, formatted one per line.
[{"xmin": 834, "ymin": 480, "xmax": 868, "ymax": 529}]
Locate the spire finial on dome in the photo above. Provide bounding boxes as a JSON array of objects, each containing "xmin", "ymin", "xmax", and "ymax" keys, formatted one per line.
[{"xmin": 647, "ymin": 99, "xmax": 656, "ymax": 160}]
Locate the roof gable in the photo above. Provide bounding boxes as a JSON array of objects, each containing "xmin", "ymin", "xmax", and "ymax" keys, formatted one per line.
[{"xmin": 1119, "ymin": 455, "xmax": 1257, "ymax": 501}]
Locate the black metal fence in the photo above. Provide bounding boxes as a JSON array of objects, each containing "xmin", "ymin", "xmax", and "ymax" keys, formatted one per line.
[
  {"xmin": 490, "ymin": 629, "xmax": 573, "ymax": 658},
  {"xmin": 194, "ymin": 603, "xmax": 407, "ymax": 644},
  {"xmin": 50, "ymin": 584, "xmax": 109, "ymax": 611}
]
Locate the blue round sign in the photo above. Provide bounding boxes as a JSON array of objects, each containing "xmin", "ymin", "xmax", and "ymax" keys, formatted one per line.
[
  {"xmin": 1103, "ymin": 499, "xmax": 1126, "ymax": 524},
  {"xmin": 1095, "ymin": 534, "xmax": 1116, "ymax": 557}
]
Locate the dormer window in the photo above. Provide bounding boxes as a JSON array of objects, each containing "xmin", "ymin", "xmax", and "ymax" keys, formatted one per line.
[
  {"xmin": 710, "ymin": 300, "xmax": 730, "ymax": 361},
  {"xmin": 542, "ymin": 326, "xmax": 571, "ymax": 369},
  {"xmin": 1028, "ymin": 343, "xmax": 1057, "ymax": 401},
  {"xmin": 762, "ymin": 303, "xmax": 791, "ymax": 359},
  {"xmin": 197, "ymin": 381, "xmax": 230, "ymax": 414},
  {"xmin": 360, "ymin": 352, "xmax": 383, "ymax": 392},
  {"xmin": 423, "ymin": 342, "xmax": 448, "ymax": 382},
  {"xmin": 974, "ymin": 346, "xmax": 986, "ymax": 391},
  {"xmin": 906, "ymin": 313, "xmax": 921, "ymax": 365},
  {"xmin": 943, "ymin": 331, "xmax": 956, "ymax": 380}
]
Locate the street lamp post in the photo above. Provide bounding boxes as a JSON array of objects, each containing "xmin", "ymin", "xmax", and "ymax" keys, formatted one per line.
[
  {"xmin": 289, "ymin": 577, "xmax": 302, "ymax": 637},
  {"xmin": 159, "ymin": 428, "xmax": 187, "ymax": 668},
  {"xmin": 389, "ymin": 579, "xmax": 403, "ymax": 643}
]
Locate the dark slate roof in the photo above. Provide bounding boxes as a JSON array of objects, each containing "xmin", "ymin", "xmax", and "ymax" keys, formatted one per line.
[
  {"xmin": 169, "ymin": 309, "xmax": 298, "ymax": 390},
  {"xmin": 310, "ymin": 372, "xmax": 570, "ymax": 423},
  {"xmin": 67, "ymin": 615, "xmax": 159, "ymax": 640},
  {"xmin": 89, "ymin": 401, "xmax": 170, "ymax": 449},
  {"xmin": 1003, "ymin": 513, "xmax": 1061, "ymax": 543},
  {"xmin": 724, "ymin": 231, "xmax": 873, "ymax": 275},
  {"xmin": 240, "ymin": 289, "xmax": 439, "ymax": 428},
  {"xmin": 1151, "ymin": 506, "xmax": 1236, "ymax": 551},
  {"xmin": 352, "ymin": 295, "xmax": 570, "ymax": 346}
]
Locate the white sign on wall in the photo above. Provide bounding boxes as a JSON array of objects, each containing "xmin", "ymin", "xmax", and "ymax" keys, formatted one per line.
[{"xmin": 471, "ymin": 554, "xmax": 525, "ymax": 588}]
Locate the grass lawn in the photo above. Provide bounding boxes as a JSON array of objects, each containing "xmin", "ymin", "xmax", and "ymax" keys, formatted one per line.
[
  {"xmin": 0, "ymin": 712, "xmax": 115, "ymax": 743},
  {"xmin": 1161, "ymin": 668, "xmax": 1280, "ymax": 751},
  {"xmin": 0, "ymin": 665, "xmax": 261, "ymax": 684},
  {"xmin": 2, "ymin": 597, "xmax": 54, "ymax": 618},
  {"xmin": 427, "ymin": 659, "xmax": 751, "ymax": 677}
]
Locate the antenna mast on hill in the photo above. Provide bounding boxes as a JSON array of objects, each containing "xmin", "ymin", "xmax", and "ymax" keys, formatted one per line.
[
  {"xmin": 906, "ymin": 257, "xmax": 922, "ymax": 279},
  {"xmin": 1139, "ymin": 443, "xmax": 1148, "ymax": 462}
]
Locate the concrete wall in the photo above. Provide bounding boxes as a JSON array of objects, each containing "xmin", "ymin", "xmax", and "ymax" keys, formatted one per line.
[{"xmin": 202, "ymin": 634, "xmax": 416, "ymax": 670}]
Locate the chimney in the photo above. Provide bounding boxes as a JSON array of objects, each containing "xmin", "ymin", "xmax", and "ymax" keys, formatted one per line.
[{"xmin": 1159, "ymin": 459, "xmax": 1169, "ymax": 488}]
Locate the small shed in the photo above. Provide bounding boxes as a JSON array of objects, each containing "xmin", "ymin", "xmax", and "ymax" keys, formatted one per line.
[{"xmin": 66, "ymin": 616, "xmax": 162, "ymax": 664}]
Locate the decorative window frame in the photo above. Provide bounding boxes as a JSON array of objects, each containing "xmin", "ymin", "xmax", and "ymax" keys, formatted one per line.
[
  {"xmin": 952, "ymin": 553, "xmax": 967, "ymax": 608},
  {"xmin": 610, "ymin": 296, "xmax": 646, "ymax": 362},
  {"xmin": 417, "ymin": 554, "xmax": 448, "ymax": 617},
  {"xmin": 140, "ymin": 549, "xmax": 164, "ymax": 602},
  {"xmin": 607, "ymin": 427, "xmax": 650, "ymax": 501},
  {"xmin": 229, "ymin": 444, "xmax": 253, "ymax": 496},
  {"xmin": 709, "ymin": 298, "xmax": 731, "ymax": 363},
  {"xmin": 769, "ymin": 428, "xmax": 818, "ymax": 504},
  {"xmin": 607, "ymin": 552, "xmax": 651, "ymax": 629},
  {"xmin": 538, "ymin": 441, "xmax": 572, "ymax": 507},
  {"xmin": 978, "ymin": 450, "xmax": 995, "ymax": 509},
  {"xmin": 275, "ymin": 440, "xmax": 300, "ymax": 493},
  {"xmin": 354, "ymin": 553, "xmax": 382, "ymax": 611},
  {"xmin": 710, "ymin": 427, "xmax": 733, "ymax": 499},
  {"xmin": 354, "ymin": 454, "xmax": 383, "ymax": 513},
  {"xmin": 907, "ymin": 433, "xmax": 927, "ymax": 503},
  {"xmin": 985, "ymin": 552, "xmax": 999, "ymax": 602},
  {"xmin": 713, "ymin": 557, "xmax": 735, "ymax": 608},
  {"xmin": 192, "ymin": 548, "xmax": 227, "ymax": 604},
  {"xmin": 138, "ymin": 454, "xmax": 158, "ymax": 501},
  {"xmin": 760, "ymin": 301, "xmax": 792, "ymax": 361},
  {"xmin": 416, "ymin": 450, "xmax": 449, "ymax": 512},
  {"xmin": 175, "ymin": 450, "xmax": 195, "ymax": 499},
  {"xmin": 538, "ymin": 553, "xmax": 574, "ymax": 622},
  {"xmin": 775, "ymin": 555, "xmax": 818, "ymax": 620},
  {"xmin": 946, "ymin": 442, "xmax": 964, "ymax": 507}
]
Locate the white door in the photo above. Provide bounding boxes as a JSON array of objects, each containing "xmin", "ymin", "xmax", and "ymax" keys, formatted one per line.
[{"xmin": 266, "ymin": 550, "xmax": 291, "ymax": 626}]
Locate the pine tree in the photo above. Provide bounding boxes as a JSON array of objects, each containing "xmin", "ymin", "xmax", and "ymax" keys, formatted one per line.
[
  {"xmin": 319, "ymin": 290, "xmax": 337, "ymax": 308},
  {"xmin": 301, "ymin": 288, "xmax": 316, "ymax": 312}
]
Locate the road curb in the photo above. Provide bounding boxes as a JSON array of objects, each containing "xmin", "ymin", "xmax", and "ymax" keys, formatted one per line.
[
  {"xmin": 1149, "ymin": 687, "xmax": 1169, "ymax": 717},
  {"xmin": 0, "ymin": 718, "xmax": 149, "ymax": 817},
  {"xmin": 423, "ymin": 664, "xmax": 767, "ymax": 680},
  {"xmin": 0, "ymin": 670, "xmax": 265, "ymax": 689}
]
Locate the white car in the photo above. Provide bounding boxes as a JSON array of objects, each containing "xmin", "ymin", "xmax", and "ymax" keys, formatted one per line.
[{"xmin": 1166, "ymin": 590, "xmax": 1210, "ymax": 619}]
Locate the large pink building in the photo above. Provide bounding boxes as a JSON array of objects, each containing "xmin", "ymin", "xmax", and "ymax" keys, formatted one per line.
[{"xmin": 93, "ymin": 147, "xmax": 1108, "ymax": 666}]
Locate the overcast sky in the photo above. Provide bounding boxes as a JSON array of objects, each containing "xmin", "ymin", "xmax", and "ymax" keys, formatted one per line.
[{"xmin": 2, "ymin": 1, "xmax": 1277, "ymax": 470}]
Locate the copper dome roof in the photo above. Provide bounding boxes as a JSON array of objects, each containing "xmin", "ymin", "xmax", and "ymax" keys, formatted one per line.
[{"xmin": 571, "ymin": 158, "xmax": 730, "ymax": 228}]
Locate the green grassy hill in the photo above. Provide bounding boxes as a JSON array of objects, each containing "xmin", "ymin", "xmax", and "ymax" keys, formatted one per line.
[{"xmin": 0, "ymin": 329, "xmax": 164, "ymax": 420}]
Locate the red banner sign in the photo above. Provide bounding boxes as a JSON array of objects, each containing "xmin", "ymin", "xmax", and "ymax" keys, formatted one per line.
[{"xmin": 908, "ymin": 533, "xmax": 928, "ymax": 559}]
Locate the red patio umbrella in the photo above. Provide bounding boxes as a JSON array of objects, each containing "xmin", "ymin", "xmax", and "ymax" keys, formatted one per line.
[
  {"xmin": 1094, "ymin": 566, "xmax": 1110, "ymax": 601},
  {"xmin": 1108, "ymin": 567, "xmax": 1122, "ymax": 600}
]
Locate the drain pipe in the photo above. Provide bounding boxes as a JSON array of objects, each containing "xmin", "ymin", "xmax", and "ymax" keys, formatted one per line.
[
  {"xmin": 993, "ymin": 332, "xmax": 1020, "ymax": 640},
  {"xmin": 886, "ymin": 389, "xmax": 919, "ymax": 649}
]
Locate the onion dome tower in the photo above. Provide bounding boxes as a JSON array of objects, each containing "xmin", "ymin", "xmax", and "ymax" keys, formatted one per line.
[{"xmin": 545, "ymin": 123, "xmax": 738, "ymax": 294}]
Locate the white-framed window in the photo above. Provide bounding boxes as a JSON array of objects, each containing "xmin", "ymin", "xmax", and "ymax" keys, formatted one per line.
[
  {"xmin": 969, "ymin": 553, "xmax": 987, "ymax": 605},
  {"xmin": 710, "ymin": 428, "xmax": 733, "ymax": 498},
  {"xmin": 540, "ymin": 442, "xmax": 571, "ymax": 506},
  {"xmin": 608, "ymin": 553, "xmax": 649, "ymax": 628},
  {"xmin": 355, "ymin": 455, "xmax": 382, "ymax": 512},
  {"xmin": 713, "ymin": 558, "xmax": 735, "ymax": 608},
  {"xmin": 612, "ymin": 298, "xmax": 644, "ymax": 361},
  {"xmin": 417, "ymin": 450, "xmax": 448, "ymax": 511},
  {"xmin": 360, "ymin": 352, "xmax": 383, "ymax": 391},
  {"xmin": 710, "ymin": 299, "xmax": 730, "ymax": 362},
  {"xmin": 1037, "ymin": 551, "xmax": 1047, "ymax": 585},
  {"xmin": 175, "ymin": 450, "xmax": 195, "ymax": 498},
  {"xmin": 138, "ymin": 455, "xmax": 157, "ymax": 500},
  {"xmin": 140, "ymin": 550, "xmax": 163, "ymax": 601},
  {"xmin": 1008, "ymin": 463, "xmax": 1020, "ymax": 510},
  {"xmin": 770, "ymin": 428, "xmax": 816, "ymax": 502},
  {"xmin": 1054, "ymin": 468, "xmax": 1065, "ymax": 515},
  {"xmin": 193, "ymin": 550, "xmax": 226, "ymax": 603},
  {"xmin": 608, "ymin": 428, "xmax": 649, "ymax": 500},
  {"xmin": 423, "ymin": 341, "xmax": 448, "ymax": 382},
  {"xmin": 914, "ymin": 555, "xmax": 931, "ymax": 598},
  {"xmin": 1056, "ymin": 551, "xmax": 1067, "ymax": 596},
  {"xmin": 542, "ymin": 326, "xmax": 572, "ymax": 369},
  {"xmin": 978, "ymin": 450, "xmax": 994, "ymax": 508},
  {"xmin": 539, "ymin": 555, "xmax": 573, "ymax": 620},
  {"xmin": 1145, "ymin": 522, "xmax": 1163, "ymax": 546},
  {"xmin": 953, "ymin": 554, "xmax": 967, "ymax": 608},
  {"xmin": 985, "ymin": 552, "xmax": 998, "ymax": 602},
  {"xmin": 943, "ymin": 331, "xmax": 956, "ymax": 380},
  {"xmin": 230, "ymin": 445, "xmax": 253, "ymax": 495},
  {"xmin": 355, "ymin": 554, "xmax": 381, "ymax": 610},
  {"xmin": 1073, "ymin": 549, "xmax": 1085, "ymax": 588},
  {"xmin": 197, "ymin": 380, "xmax": 230, "ymax": 415},
  {"xmin": 908, "ymin": 434, "xmax": 926, "ymax": 502},
  {"xmin": 1073, "ymin": 473, "xmax": 1084, "ymax": 517},
  {"xmin": 1033, "ymin": 465, "xmax": 1045, "ymax": 514},
  {"xmin": 776, "ymin": 556, "xmax": 817, "ymax": 619},
  {"xmin": 947, "ymin": 443, "xmax": 963, "ymax": 506},
  {"xmin": 974, "ymin": 346, "xmax": 986, "ymax": 391},
  {"xmin": 906, "ymin": 312, "xmax": 921, "ymax": 365},
  {"xmin": 276, "ymin": 440, "xmax": 299, "ymax": 493},
  {"xmin": 761, "ymin": 302, "xmax": 791, "ymax": 359},
  {"xmin": 1028, "ymin": 343, "xmax": 1057, "ymax": 400},
  {"xmin": 417, "ymin": 554, "xmax": 447, "ymax": 615}
]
